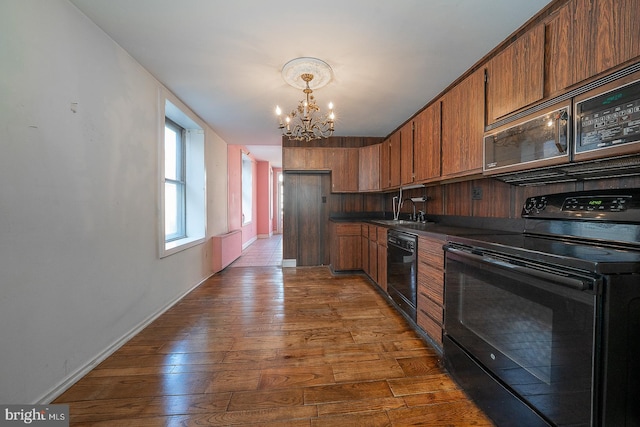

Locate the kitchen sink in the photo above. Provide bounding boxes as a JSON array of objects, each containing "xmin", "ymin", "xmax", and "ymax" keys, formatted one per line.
[{"xmin": 370, "ymin": 219, "xmax": 432, "ymax": 226}]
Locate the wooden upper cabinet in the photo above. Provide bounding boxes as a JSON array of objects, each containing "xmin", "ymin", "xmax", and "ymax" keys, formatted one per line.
[
  {"xmin": 282, "ymin": 147, "xmax": 305, "ymax": 170},
  {"xmin": 389, "ymin": 131, "xmax": 401, "ymax": 188},
  {"xmin": 486, "ymin": 23, "xmax": 545, "ymax": 123},
  {"xmin": 282, "ymin": 147, "xmax": 328, "ymax": 170},
  {"xmin": 441, "ymin": 68, "xmax": 485, "ymax": 179},
  {"xmin": 544, "ymin": 3, "xmax": 573, "ymax": 96},
  {"xmin": 572, "ymin": 0, "xmax": 640, "ymax": 84},
  {"xmin": 400, "ymin": 121, "xmax": 414, "ymax": 185},
  {"xmin": 413, "ymin": 102, "xmax": 441, "ymax": 182},
  {"xmin": 358, "ymin": 144, "xmax": 380, "ymax": 192},
  {"xmin": 329, "ymin": 148, "xmax": 359, "ymax": 192},
  {"xmin": 380, "ymin": 138, "xmax": 391, "ymax": 189}
]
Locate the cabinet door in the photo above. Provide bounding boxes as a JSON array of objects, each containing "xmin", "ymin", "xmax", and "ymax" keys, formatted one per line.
[
  {"xmin": 400, "ymin": 121, "xmax": 414, "ymax": 185},
  {"xmin": 544, "ymin": 3, "xmax": 574, "ymax": 96},
  {"xmin": 487, "ymin": 23, "xmax": 545, "ymax": 123},
  {"xmin": 377, "ymin": 227, "xmax": 387, "ymax": 292},
  {"xmin": 389, "ymin": 132, "xmax": 401, "ymax": 188},
  {"xmin": 282, "ymin": 147, "xmax": 328, "ymax": 170},
  {"xmin": 441, "ymin": 69, "xmax": 485, "ymax": 179},
  {"xmin": 380, "ymin": 138, "xmax": 391, "ymax": 189},
  {"xmin": 330, "ymin": 222, "xmax": 362, "ymax": 271},
  {"xmin": 361, "ymin": 235, "xmax": 369, "ymax": 275},
  {"xmin": 413, "ymin": 102, "xmax": 441, "ymax": 182},
  {"xmin": 369, "ymin": 240, "xmax": 378, "ymax": 283},
  {"xmin": 358, "ymin": 144, "xmax": 380, "ymax": 191},
  {"xmin": 282, "ymin": 147, "xmax": 306, "ymax": 170},
  {"xmin": 329, "ymin": 149, "xmax": 359, "ymax": 192},
  {"xmin": 377, "ymin": 244, "xmax": 387, "ymax": 292},
  {"xmin": 573, "ymin": 0, "xmax": 640, "ymax": 84}
]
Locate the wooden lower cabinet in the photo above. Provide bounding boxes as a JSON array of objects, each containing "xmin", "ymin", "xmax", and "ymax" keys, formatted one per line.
[
  {"xmin": 329, "ymin": 222, "xmax": 362, "ymax": 271},
  {"xmin": 417, "ymin": 234, "xmax": 446, "ymax": 348},
  {"xmin": 358, "ymin": 224, "xmax": 387, "ymax": 292},
  {"xmin": 361, "ymin": 224, "xmax": 369, "ymax": 276},
  {"xmin": 377, "ymin": 227, "xmax": 387, "ymax": 292}
]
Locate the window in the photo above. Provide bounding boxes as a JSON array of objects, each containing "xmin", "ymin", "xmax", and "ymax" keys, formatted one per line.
[
  {"xmin": 241, "ymin": 153, "xmax": 252, "ymax": 225},
  {"xmin": 164, "ymin": 119, "xmax": 186, "ymax": 241},
  {"xmin": 160, "ymin": 99, "xmax": 206, "ymax": 257}
]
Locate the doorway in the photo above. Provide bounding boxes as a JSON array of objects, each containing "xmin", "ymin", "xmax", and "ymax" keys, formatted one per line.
[{"xmin": 283, "ymin": 172, "xmax": 331, "ymax": 266}]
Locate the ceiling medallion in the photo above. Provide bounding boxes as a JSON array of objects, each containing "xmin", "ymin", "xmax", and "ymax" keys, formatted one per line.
[{"xmin": 275, "ymin": 57, "xmax": 335, "ymax": 142}]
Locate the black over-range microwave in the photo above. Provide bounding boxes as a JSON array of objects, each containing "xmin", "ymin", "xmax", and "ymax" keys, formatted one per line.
[
  {"xmin": 483, "ymin": 103, "xmax": 571, "ymax": 175},
  {"xmin": 484, "ymin": 68, "xmax": 640, "ymax": 175}
]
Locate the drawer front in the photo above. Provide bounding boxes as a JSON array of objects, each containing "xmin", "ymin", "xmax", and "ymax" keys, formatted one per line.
[
  {"xmin": 418, "ymin": 237, "xmax": 445, "ymax": 269},
  {"xmin": 418, "ymin": 273, "xmax": 444, "ymax": 305},
  {"xmin": 418, "ymin": 263, "xmax": 444, "ymax": 286},
  {"xmin": 417, "ymin": 309, "xmax": 443, "ymax": 347},
  {"xmin": 337, "ymin": 223, "xmax": 362, "ymax": 236},
  {"xmin": 417, "ymin": 290, "xmax": 444, "ymax": 324}
]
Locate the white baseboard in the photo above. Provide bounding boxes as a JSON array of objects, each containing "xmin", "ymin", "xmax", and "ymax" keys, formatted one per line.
[{"xmin": 36, "ymin": 273, "xmax": 214, "ymax": 404}]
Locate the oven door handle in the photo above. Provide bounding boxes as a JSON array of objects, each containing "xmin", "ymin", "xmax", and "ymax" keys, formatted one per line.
[{"xmin": 446, "ymin": 247, "xmax": 595, "ymax": 291}]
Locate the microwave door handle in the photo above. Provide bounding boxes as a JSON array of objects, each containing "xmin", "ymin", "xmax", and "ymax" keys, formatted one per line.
[{"xmin": 554, "ymin": 110, "xmax": 568, "ymax": 154}]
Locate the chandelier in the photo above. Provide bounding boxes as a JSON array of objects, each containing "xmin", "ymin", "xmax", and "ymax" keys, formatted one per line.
[{"xmin": 275, "ymin": 57, "xmax": 335, "ymax": 142}]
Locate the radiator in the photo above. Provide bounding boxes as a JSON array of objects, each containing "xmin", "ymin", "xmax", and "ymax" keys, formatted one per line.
[{"xmin": 211, "ymin": 230, "xmax": 242, "ymax": 272}]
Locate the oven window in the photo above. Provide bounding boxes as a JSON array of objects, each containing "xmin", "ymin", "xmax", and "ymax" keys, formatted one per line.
[{"xmin": 461, "ymin": 281, "xmax": 553, "ymax": 384}]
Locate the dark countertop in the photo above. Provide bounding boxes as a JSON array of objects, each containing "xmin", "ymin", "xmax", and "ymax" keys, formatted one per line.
[{"xmin": 330, "ymin": 215, "xmax": 524, "ymax": 240}]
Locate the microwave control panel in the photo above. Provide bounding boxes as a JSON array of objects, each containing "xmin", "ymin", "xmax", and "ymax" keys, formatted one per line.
[{"xmin": 575, "ymin": 77, "xmax": 640, "ymax": 153}]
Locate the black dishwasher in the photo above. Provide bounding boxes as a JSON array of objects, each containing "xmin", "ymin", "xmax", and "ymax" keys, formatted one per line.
[{"xmin": 387, "ymin": 230, "xmax": 417, "ymax": 322}]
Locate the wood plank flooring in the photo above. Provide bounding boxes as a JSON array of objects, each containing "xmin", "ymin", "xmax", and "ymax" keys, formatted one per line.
[{"xmin": 54, "ymin": 266, "xmax": 494, "ymax": 426}]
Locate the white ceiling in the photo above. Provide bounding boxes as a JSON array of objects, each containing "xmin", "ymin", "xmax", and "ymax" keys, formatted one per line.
[{"xmin": 69, "ymin": 0, "xmax": 551, "ymax": 167}]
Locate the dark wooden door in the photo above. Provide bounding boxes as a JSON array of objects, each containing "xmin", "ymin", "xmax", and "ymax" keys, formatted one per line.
[{"xmin": 283, "ymin": 172, "xmax": 330, "ymax": 266}]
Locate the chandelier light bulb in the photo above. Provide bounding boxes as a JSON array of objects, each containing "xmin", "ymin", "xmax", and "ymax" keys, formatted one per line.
[{"xmin": 275, "ymin": 106, "xmax": 282, "ymax": 116}]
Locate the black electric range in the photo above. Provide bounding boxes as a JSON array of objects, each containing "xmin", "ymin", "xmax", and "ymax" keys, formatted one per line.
[{"xmin": 443, "ymin": 188, "xmax": 640, "ymax": 427}]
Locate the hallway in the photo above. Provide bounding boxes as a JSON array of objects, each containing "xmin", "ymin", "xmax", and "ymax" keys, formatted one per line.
[
  {"xmin": 229, "ymin": 235, "xmax": 283, "ymax": 268},
  {"xmin": 54, "ymin": 267, "xmax": 493, "ymax": 426}
]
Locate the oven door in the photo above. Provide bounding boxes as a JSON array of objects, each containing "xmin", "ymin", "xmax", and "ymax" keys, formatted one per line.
[
  {"xmin": 387, "ymin": 232, "xmax": 417, "ymax": 322},
  {"xmin": 444, "ymin": 245, "xmax": 600, "ymax": 427}
]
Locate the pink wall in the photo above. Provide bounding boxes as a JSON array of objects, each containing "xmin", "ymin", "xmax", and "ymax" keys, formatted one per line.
[
  {"xmin": 227, "ymin": 146, "xmax": 275, "ymax": 246},
  {"xmin": 257, "ymin": 161, "xmax": 273, "ymax": 237},
  {"xmin": 272, "ymin": 168, "xmax": 282, "ymax": 232},
  {"xmin": 227, "ymin": 146, "xmax": 242, "ymax": 232}
]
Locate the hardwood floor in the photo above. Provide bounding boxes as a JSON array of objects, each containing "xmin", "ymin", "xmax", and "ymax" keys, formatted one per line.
[{"xmin": 54, "ymin": 266, "xmax": 494, "ymax": 426}]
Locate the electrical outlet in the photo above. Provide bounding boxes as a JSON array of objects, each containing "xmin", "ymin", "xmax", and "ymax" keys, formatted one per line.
[{"xmin": 472, "ymin": 187, "xmax": 483, "ymax": 200}]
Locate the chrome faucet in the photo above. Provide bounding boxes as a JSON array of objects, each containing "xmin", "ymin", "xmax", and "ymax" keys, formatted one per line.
[{"xmin": 404, "ymin": 198, "xmax": 417, "ymax": 221}]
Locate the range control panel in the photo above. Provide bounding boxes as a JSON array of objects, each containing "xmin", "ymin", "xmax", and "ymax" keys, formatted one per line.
[
  {"xmin": 521, "ymin": 189, "xmax": 640, "ymax": 222},
  {"xmin": 561, "ymin": 195, "xmax": 629, "ymax": 212}
]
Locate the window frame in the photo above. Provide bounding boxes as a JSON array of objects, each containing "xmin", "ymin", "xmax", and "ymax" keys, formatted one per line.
[
  {"xmin": 241, "ymin": 152, "xmax": 253, "ymax": 225},
  {"xmin": 159, "ymin": 96, "xmax": 206, "ymax": 258},
  {"xmin": 164, "ymin": 118, "xmax": 187, "ymax": 242}
]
